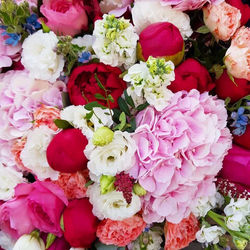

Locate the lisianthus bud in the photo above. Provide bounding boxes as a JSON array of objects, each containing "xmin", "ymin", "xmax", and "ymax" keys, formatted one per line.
[
  {"xmin": 100, "ymin": 175, "xmax": 115, "ymax": 194},
  {"xmin": 13, "ymin": 234, "xmax": 45, "ymax": 250},
  {"xmin": 92, "ymin": 126, "xmax": 114, "ymax": 146},
  {"xmin": 233, "ymin": 236, "xmax": 248, "ymax": 250},
  {"xmin": 137, "ymin": 22, "xmax": 184, "ymax": 66},
  {"xmin": 133, "ymin": 183, "xmax": 147, "ymax": 196}
]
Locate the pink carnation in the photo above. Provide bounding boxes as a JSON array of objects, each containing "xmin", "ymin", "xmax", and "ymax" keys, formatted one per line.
[
  {"xmin": 130, "ymin": 89, "xmax": 232, "ymax": 224},
  {"xmin": 160, "ymin": 0, "xmax": 224, "ymax": 11},
  {"xmin": 0, "ymin": 70, "xmax": 66, "ymax": 141}
]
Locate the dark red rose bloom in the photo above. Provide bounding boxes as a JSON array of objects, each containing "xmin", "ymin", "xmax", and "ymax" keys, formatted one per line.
[
  {"xmin": 168, "ymin": 58, "xmax": 215, "ymax": 93},
  {"xmin": 234, "ymin": 125, "xmax": 250, "ymax": 150},
  {"xmin": 67, "ymin": 63, "xmax": 127, "ymax": 109},
  {"xmin": 83, "ymin": 0, "xmax": 102, "ymax": 22},
  {"xmin": 63, "ymin": 198, "xmax": 99, "ymax": 248},
  {"xmin": 47, "ymin": 129, "xmax": 88, "ymax": 173},
  {"xmin": 215, "ymin": 70, "xmax": 250, "ymax": 103}
]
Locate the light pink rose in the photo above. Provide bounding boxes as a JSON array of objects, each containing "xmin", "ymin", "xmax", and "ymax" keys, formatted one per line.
[
  {"xmin": 0, "ymin": 29, "xmax": 21, "ymax": 70},
  {"xmin": 130, "ymin": 90, "xmax": 232, "ymax": 224},
  {"xmin": 100, "ymin": 0, "xmax": 132, "ymax": 16},
  {"xmin": 40, "ymin": 0, "xmax": 88, "ymax": 36},
  {"xmin": 224, "ymin": 26, "xmax": 250, "ymax": 81},
  {"xmin": 0, "ymin": 181, "xmax": 68, "ymax": 239},
  {"xmin": 0, "ymin": 70, "xmax": 66, "ymax": 141},
  {"xmin": 160, "ymin": 0, "xmax": 224, "ymax": 11},
  {"xmin": 203, "ymin": 1, "xmax": 241, "ymax": 41}
]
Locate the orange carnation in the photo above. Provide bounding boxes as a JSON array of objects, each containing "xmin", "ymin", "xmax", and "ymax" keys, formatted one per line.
[
  {"xmin": 33, "ymin": 104, "xmax": 60, "ymax": 131},
  {"xmin": 52, "ymin": 169, "xmax": 89, "ymax": 200},
  {"xmin": 164, "ymin": 213, "xmax": 199, "ymax": 250},
  {"xmin": 97, "ymin": 215, "xmax": 146, "ymax": 247},
  {"xmin": 11, "ymin": 137, "xmax": 27, "ymax": 171}
]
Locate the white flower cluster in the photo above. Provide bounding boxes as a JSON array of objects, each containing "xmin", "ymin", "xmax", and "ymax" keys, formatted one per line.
[
  {"xmin": 224, "ymin": 198, "xmax": 250, "ymax": 231},
  {"xmin": 93, "ymin": 14, "xmax": 139, "ymax": 68},
  {"xmin": 124, "ymin": 56, "xmax": 175, "ymax": 111}
]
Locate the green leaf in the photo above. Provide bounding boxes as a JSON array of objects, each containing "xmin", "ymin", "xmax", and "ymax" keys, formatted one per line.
[
  {"xmin": 114, "ymin": 112, "xmax": 126, "ymax": 131},
  {"xmin": 112, "ymin": 108, "xmax": 122, "ymax": 124},
  {"xmin": 60, "ymin": 215, "xmax": 64, "ymax": 232},
  {"xmin": 209, "ymin": 64, "xmax": 225, "ymax": 80},
  {"xmin": 196, "ymin": 25, "xmax": 210, "ymax": 34},
  {"xmin": 136, "ymin": 102, "xmax": 149, "ymax": 111},
  {"xmin": 54, "ymin": 119, "xmax": 73, "ymax": 129},
  {"xmin": 40, "ymin": 19, "xmax": 50, "ymax": 33},
  {"xmin": 85, "ymin": 180, "xmax": 94, "ymax": 187},
  {"xmin": 95, "ymin": 93, "xmax": 106, "ymax": 100},
  {"xmin": 45, "ymin": 233, "xmax": 56, "ymax": 249},
  {"xmin": 118, "ymin": 97, "xmax": 130, "ymax": 116},
  {"xmin": 1, "ymin": 12, "xmax": 11, "ymax": 25},
  {"xmin": 124, "ymin": 89, "xmax": 135, "ymax": 108},
  {"xmin": 85, "ymin": 111, "xmax": 94, "ymax": 120},
  {"xmin": 94, "ymin": 73, "xmax": 106, "ymax": 91},
  {"xmin": 107, "ymin": 94, "xmax": 114, "ymax": 103},
  {"xmin": 16, "ymin": 6, "xmax": 24, "ymax": 16},
  {"xmin": 224, "ymin": 97, "xmax": 231, "ymax": 106},
  {"xmin": 227, "ymin": 71, "xmax": 238, "ymax": 87},
  {"xmin": 84, "ymin": 101, "xmax": 107, "ymax": 111}
]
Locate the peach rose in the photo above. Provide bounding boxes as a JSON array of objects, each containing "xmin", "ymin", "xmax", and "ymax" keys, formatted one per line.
[
  {"xmin": 96, "ymin": 215, "xmax": 146, "ymax": 247},
  {"xmin": 164, "ymin": 213, "xmax": 200, "ymax": 250},
  {"xmin": 224, "ymin": 26, "xmax": 250, "ymax": 81},
  {"xmin": 33, "ymin": 104, "xmax": 60, "ymax": 131},
  {"xmin": 203, "ymin": 2, "xmax": 241, "ymax": 41},
  {"xmin": 40, "ymin": 0, "xmax": 88, "ymax": 36},
  {"xmin": 52, "ymin": 170, "xmax": 89, "ymax": 200}
]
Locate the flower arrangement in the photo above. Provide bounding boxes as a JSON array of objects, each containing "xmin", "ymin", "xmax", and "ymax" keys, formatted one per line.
[{"xmin": 0, "ymin": 0, "xmax": 249, "ymax": 250}]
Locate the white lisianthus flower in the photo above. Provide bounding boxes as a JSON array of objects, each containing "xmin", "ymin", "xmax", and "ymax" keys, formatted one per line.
[
  {"xmin": 87, "ymin": 183, "xmax": 141, "ymax": 220},
  {"xmin": 131, "ymin": 1, "xmax": 193, "ymax": 39},
  {"xmin": 226, "ymin": 213, "xmax": 247, "ymax": 231},
  {"xmin": 20, "ymin": 126, "xmax": 59, "ymax": 181},
  {"xmin": 93, "ymin": 14, "xmax": 139, "ymax": 68},
  {"xmin": 196, "ymin": 225, "xmax": 226, "ymax": 245},
  {"xmin": 60, "ymin": 105, "xmax": 113, "ymax": 139},
  {"xmin": 0, "ymin": 163, "xmax": 24, "ymax": 201},
  {"xmin": 13, "ymin": 234, "xmax": 45, "ymax": 250},
  {"xmin": 0, "ymin": 231, "xmax": 15, "ymax": 250},
  {"xmin": 224, "ymin": 198, "xmax": 250, "ymax": 217},
  {"xmin": 84, "ymin": 131, "xmax": 136, "ymax": 178},
  {"xmin": 21, "ymin": 30, "xmax": 64, "ymax": 82}
]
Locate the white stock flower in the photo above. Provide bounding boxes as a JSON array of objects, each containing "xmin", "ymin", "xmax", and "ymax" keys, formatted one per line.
[
  {"xmin": 13, "ymin": 234, "xmax": 45, "ymax": 250},
  {"xmin": 84, "ymin": 131, "xmax": 136, "ymax": 178},
  {"xmin": 87, "ymin": 183, "xmax": 141, "ymax": 220},
  {"xmin": 226, "ymin": 213, "xmax": 247, "ymax": 231},
  {"xmin": 0, "ymin": 163, "xmax": 24, "ymax": 201},
  {"xmin": 224, "ymin": 198, "xmax": 250, "ymax": 217},
  {"xmin": 125, "ymin": 86, "xmax": 145, "ymax": 108},
  {"xmin": 0, "ymin": 231, "xmax": 15, "ymax": 250},
  {"xmin": 131, "ymin": 1, "xmax": 193, "ymax": 39},
  {"xmin": 20, "ymin": 126, "xmax": 59, "ymax": 181},
  {"xmin": 60, "ymin": 105, "xmax": 113, "ymax": 139},
  {"xmin": 21, "ymin": 30, "xmax": 64, "ymax": 82},
  {"xmin": 196, "ymin": 225, "xmax": 226, "ymax": 245},
  {"xmin": 93, "ymin": 14, "xmax": 139, "ymax": 68}
]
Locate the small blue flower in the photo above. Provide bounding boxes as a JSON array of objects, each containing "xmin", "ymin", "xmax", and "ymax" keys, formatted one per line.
[
  {"xmin": 0, "ymin": 25, "xmax": 7, "ymax": 30},
  {"xmin": 231, "ymin": 107, "xmax": 249, "ymax": 136},
  {"xmin": 26, "ymin": 14, "xmax": 41, "ymax": 29},
  {"xmin": 78, "ymin": 51, "xmax": 91, "ymax": 63},
  {"xmin": 1, "ymin": 32, "xmax": 21, "ymax": 46}
]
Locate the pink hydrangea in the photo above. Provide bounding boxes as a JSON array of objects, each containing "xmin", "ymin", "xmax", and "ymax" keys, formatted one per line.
[
  {"xmin": 0, "ymin": 29, "xmax": 21, "ymax": 70},
  {"xmin": 160, "ymin": 0, "xmax": 224, "ymax": 11},
  {"xmin": 0, "ymin": 70, "xmax": 66, "ymax": 141},
  {"xmin": 130, "ymin": 89, "xmax": 232, "ymax": 224}
]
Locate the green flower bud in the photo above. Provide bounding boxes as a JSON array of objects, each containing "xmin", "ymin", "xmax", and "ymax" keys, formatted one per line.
[
  {"xmin": 233, "ymin": 236, "xmax": 248, "ymax": 250},
  {"xmin": 100, "ymin": 175, "xmax": 115, "ymax": 194},
  {"xmin": 133, "ymin": 183, "xmax": 147, "ymax": 196},
  {"xmin": 92, "ymin": 127, "xmax": 114, "ymax": 146}
]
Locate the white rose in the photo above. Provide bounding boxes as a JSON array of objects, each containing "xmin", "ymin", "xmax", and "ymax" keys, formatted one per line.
[
  {"xmin": 196, "ymin": 225, "xmax": 226, "ymax": 245},
  {"xmin": 0, "ymin": 231, "xmax": 15, "ymax": 250},
  {"xmin": 87, "ymin": 183, "xmax": 141, "ymax": 220},
  {"xmin": 224, "ymin": 198, "xmax": 250, "ymax": 217},
  {"xmin": 13, "ymin": 234, "xmax": 45, "ymax": 250},
  {"xmin": 226, "ymin": 213, "xmax": 247, "ymax": 231},
  {"xmin": 0, "ymin": 163, "xmax": 24, "ymax": 201},
  {"xmin": 21, "ymin": 30, "xmax": 64, "ymax": 82},
  {"xmin": 132, "ymin": 1, "xmax": 192, "ymax": 39},
  {"xmin": 84, "ymin": 131, "xmax": 136, "ymax": 178},
  {"xmin": 20, "ymin": 126, "xmax": 59, "ymax": 180}
]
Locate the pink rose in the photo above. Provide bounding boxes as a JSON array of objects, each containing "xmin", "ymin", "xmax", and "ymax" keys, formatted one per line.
[
  {"xmin": 100, "ymin": 0, "xmax": 132, "ymax": 16},
  {"xmin": 203, "ymin": 1, "xmax": 241, "ymax": 41},
  {"xmin": 40, "ymin": 0, "xmax": 88, "ymax": 36},
  {"xmin": 0, "ymin": 181, "xmax": 68, "ymax": 239},
  {"xmin": 224, "ymin": 26, "xmax": 250, "ymax": 81}
]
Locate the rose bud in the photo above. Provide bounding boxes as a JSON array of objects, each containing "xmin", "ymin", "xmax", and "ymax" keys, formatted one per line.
[
  {"xmin": 203, "ymin": 1, "xmax": 241, "ymax": 41},
  {"xmin": 63, "ymin": 198, "xmax": 99, "ymax": 248},
  {"xmin": 234, "ymin": 125, "xmax": 250, "ymax": 150},
  {"xmin": 13, "ymin": 234, "xmax": 45, "ymax": 250},
  {"xmin": 137, "ymin": 22, "xmax": 184, "ymax": 66},
  {"xmin": 47, "ymin": 129, "xmax": 88, "ymax": 173},
  {"xmin": 215, "ymin": 70, "xmax": 250, "ymax": 103},
  {"xmin": 168, "ymin": 58, "xmax": 215, "ymax": 93}
]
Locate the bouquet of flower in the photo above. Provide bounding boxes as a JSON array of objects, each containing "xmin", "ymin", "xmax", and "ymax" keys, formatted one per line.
[{"xmin": 0, "ymin": 0, "xmax": 249, "ymax": 249}]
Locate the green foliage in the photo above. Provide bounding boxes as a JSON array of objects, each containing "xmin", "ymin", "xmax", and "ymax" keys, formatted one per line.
[
  {"xmin": 226, "ymin": 95, "xmax": 250, "ymax": 112},
  {"xmin": 54, "ymin": 119, "xmax": 73, "ymax": 129},
  {"xmin": 45, "ymin": 233, "xmax": 56, "ymax": 249}
]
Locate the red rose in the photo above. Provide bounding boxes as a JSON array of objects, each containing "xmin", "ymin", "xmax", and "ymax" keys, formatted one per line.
[
  {"xmin": 83, "ymin": 0, "xmax": 102, "ymax": 22},
  {"xmin": 47, "ymin": 129, "xmax": 88, "ymax": 173},
  {"xmin": 63, "ymin": 198, "xmax": 99, "ymax": 248},
  {"xmin": 67, "ymin": 63, "xmax": 127, "ymax": 109},
  {"xmin": 234, "ymin": 125, "xmax": 250, "ymax": 150},
  {"xmin": 168, "ymin": 58, "xmax": 215, "ymax": 93},
  {"xmin": 138, "ymin": 22, "xmax": 184, "ymax": 66},
  {"xmin": 226, "ymin": 0, "xmax": 250, "ymax": 25},
  {"xmin": 215, "ymin": 70, "xmax": 250, "ymax": 103}
]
